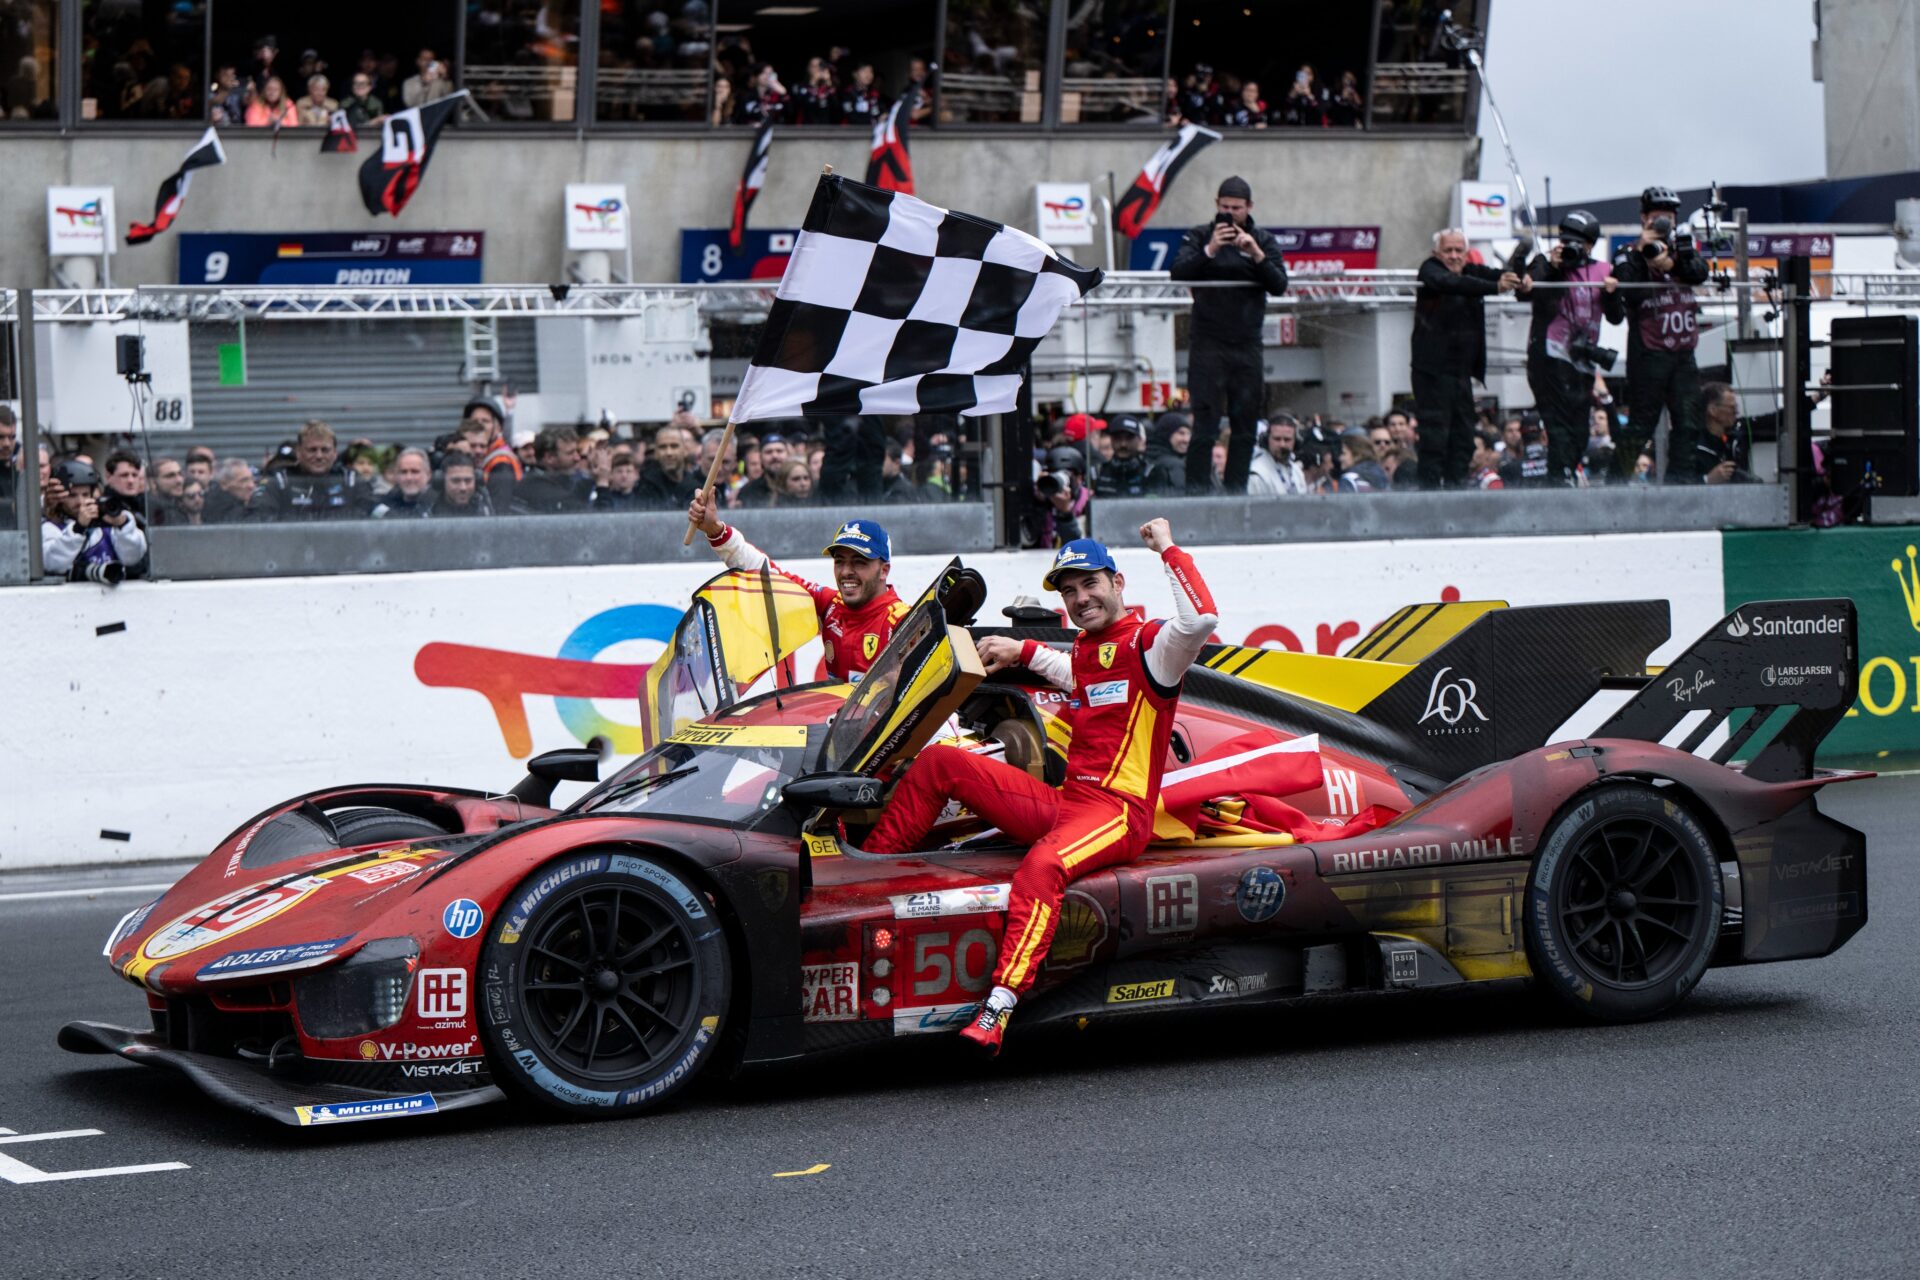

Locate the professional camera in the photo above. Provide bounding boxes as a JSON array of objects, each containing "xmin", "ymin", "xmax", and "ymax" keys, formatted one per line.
[
  {"xmin": 1035, "ymin": 444, "xmax": 1084, "ymax": 500},
  {"xmin": 1640, "ymin": 215, "xmax": 1696, "ymax": 259},
  {"xmin": 1567, "ymin": 335, "xmax": 1618, "ymax": 372},
  {"xmin": 79, "ymin": 560, "xmax": 126, "ymax": 586},
  {"xmin": 96, "ymin": 491, "xmax": 131, "ymax": 521}
]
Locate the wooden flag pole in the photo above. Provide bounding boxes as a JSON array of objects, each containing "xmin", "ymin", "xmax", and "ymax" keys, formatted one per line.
[{"xmin": 682, "ymin": 164, "xmax": 836, "ymax": 547}]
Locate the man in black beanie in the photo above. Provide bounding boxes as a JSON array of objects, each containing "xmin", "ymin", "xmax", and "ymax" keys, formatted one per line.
[{"xmin": 1169, "ymin": 176, "xmax": 1288, "ymax": 494}]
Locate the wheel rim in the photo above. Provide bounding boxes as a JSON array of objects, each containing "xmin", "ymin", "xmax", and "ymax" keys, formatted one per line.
[
  {"xmin": 1554, "ymin": 815, "xmax": 1706, "ymax": 991},
  {"xmin": 519, "ymin": 883, "xmax": 702, "ymax": 1082}
]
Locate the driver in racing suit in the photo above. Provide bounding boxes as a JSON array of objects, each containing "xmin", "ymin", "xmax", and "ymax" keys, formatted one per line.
[
  {"xmin": 688, "ymin": 495, "xmax": 906, "ymax": 683},
  {"xmin": 861, "ymin": 518, "xmax": 1218, "ymax": 1055}
]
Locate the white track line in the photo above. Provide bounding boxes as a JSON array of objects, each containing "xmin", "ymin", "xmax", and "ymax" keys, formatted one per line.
[{"xmin": 0, "ymin": 883, "xmax": 173, "ymax": 904}]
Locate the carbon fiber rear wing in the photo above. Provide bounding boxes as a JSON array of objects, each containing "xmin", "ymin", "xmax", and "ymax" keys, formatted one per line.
[{"xmin": 1597, "ymin": 599, "xmax": 1858, "ymax": 781}]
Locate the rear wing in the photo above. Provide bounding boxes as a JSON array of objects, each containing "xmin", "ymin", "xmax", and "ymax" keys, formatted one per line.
[{"xmin": 1597, "ymin": 599, "xmax": 1858, "ymax": 781}]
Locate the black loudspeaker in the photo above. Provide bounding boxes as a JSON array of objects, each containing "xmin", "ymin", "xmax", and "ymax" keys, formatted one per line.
[
  {"xmin": 115, "ymin": 333, "xmax": 145, "ymax": 378},
  {"xmin": 1827, "ymin": 314, "xmax": 1920, "ymax": 498}
]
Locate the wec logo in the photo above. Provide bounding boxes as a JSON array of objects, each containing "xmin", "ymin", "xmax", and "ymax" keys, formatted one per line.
[{"xmin": 1417, "ymin": 667, "xmax": 1487, "ymax": 732}]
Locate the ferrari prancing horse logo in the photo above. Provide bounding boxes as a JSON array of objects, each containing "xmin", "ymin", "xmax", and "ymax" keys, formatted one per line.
[
  {"xmin": 862, "ymin": 633, "xmax": 880, "ymax": 661},
  {"xmin": 1099, "ymin": 642, "xmax": 1117, "ymax": 668}
]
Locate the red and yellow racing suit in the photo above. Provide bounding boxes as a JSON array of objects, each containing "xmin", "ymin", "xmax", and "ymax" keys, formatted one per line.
[
  {"xmin": 706, "ymin": 524, "xmax": 906, "ymax": 682},
  {"xmin": 866, "ymin": 546, "xmax": 1219, "ymax": 994}
]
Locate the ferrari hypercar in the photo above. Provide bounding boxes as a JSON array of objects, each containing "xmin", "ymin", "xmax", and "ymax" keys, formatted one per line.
[{"xmin": 62, "ymin": 562, "xmax": 1869, "ymax": 1126}]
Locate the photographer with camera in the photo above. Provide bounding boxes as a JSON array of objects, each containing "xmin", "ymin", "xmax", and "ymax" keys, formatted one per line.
[
  {"xmin": 1170, "ymin": 177, "xmax": 1289, "ymax": 494},
  {"xmin": 1515, "ymin": 210, "xmax": 1618, "ymax": 485},
  {"xmin": 1604, "ymin": 186, "xmax": 1709, "ymax": 483},
  {"xmin": 42, "ymin": 458, "xmax": 147, "ymax": 585},
  {"xmin": 1027, "ymin": 444, "xmax": 1091, "ymax": 549}
]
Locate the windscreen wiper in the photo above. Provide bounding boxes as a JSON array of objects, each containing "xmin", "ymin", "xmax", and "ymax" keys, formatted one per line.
[{"xmin": 585, "ymin": 766, "xmax": 701, "ymax": 810}]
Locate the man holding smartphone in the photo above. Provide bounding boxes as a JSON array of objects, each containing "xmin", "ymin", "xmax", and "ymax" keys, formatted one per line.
[{"xmin": 1169, "ymin": 177, "xmax": 1289, "ymax": 495}]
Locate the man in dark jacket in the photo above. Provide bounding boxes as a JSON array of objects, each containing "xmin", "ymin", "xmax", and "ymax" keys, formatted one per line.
[
  {"xmin": 1092, "ymin": 415, "xmax": 1158, "ymax": 497},
  {"xmin": 1604, "ymin": 185, "xmax": 1711, "ymax": 482},
  {"xmin": 1169, "ymin": 176, "xmax": 1289, "ymax": 494},
  {"xmin": 248, "ymin": 420, "xmax": 372, "ymax": 521},
  {"xmin": 593, "ymin": 450, "xmax": 646, "ymax": 511},
  {"xmin": 1144, "ymin": 411, "xmax": 1192, "ymax": 494},
  {"xmin": 512, "ymin": 428, "xmax": 589, "ymax": 514},
  {"xmin": 636, "ymin": 421, "xmax": 700, "ymax": 508},
  {"xmin": 1412, "ymin": 228, "xmax": 1519, "ymax": 488}
]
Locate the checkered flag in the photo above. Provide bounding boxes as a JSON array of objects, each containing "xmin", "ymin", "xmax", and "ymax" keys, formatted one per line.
[{"xmin": 733, "ymin": 174, "xmax": 1103, "ymax": 421}]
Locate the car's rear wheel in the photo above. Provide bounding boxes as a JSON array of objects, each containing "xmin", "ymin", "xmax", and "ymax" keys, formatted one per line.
[
  {"xmin": 479, "ymin": 852, "xmax": 730, "ymax": 1117},
  {"xmin": 1524, "ymin": 783, "xmax": 1722, "ymax": 1022}
]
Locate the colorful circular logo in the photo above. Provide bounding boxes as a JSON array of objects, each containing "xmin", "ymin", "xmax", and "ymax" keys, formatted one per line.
[
  {"xmin": 443, "ymin": 898, "xmax": 485, "ymax": 939},
  {"xmin": 553, "ymin": 604, "xmax": 683, "ymax": 754},
  {"xmin": 1236, "ymin": 867, "xmax": 1286, "ymax": 923}
]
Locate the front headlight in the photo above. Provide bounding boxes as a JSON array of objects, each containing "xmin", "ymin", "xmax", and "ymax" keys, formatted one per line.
[{"xmin": 294, "ymin": 937, "xmax": 419, "ymax": 1039}]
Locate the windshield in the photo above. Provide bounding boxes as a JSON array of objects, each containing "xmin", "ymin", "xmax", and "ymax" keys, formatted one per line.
[{"xmin": 574, "ymin": 731, "xmax": 807, "ymax": 824}]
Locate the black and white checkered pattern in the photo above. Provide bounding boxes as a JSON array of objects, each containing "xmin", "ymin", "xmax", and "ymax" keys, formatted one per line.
[{"xmin": 733, "ymin": 175, "xmax": 1104, "ymax": 422}]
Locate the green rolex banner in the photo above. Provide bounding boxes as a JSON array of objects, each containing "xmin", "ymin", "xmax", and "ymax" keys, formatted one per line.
[{"xmin": 1722, "ymin": 527, "xmax": 1920, "ymax": 763}]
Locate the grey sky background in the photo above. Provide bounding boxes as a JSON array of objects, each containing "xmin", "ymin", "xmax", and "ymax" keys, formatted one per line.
[{"xmin": 1476, "ymin": 0, "xmax": 1828, "ymax": 202}]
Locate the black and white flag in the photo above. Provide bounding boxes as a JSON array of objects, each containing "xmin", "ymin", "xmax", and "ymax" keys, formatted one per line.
[
  {"xmin": 729, "ymin": 120, "xmax": 772, "ymax": 252},
  {"xmin": 732, "ymin": 174, "xmax": 1103, "ymax": 422},
  {"xmin": 126, "ymin": 127, "xmax": 225, "ymax": 245},
  {"xmin": 359, "ymin": 91, "xmax": 468, "ymax": 217},
  {"xmin": 321, "ymin": 109, "xmax": 359, "ymax": 153},
  {"xmin": 1114, "ymin": 123, "xmax": 1220, "ymax": 239}
]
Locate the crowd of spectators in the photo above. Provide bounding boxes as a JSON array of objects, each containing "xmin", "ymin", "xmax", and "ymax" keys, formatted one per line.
[
  {"xmin": 1168, "ymin": 64, "xmax": 1364, "ymax": 129},
  {"xmin": 712, "ymin": 40, "xmax": 927, "ymax": 128},
  {"xmin": 206, "ymin": 37, "xmax": 451, "ymax": 128}
]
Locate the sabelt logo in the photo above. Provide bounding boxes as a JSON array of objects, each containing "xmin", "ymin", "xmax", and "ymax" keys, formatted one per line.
[{"xmin": 1106, "ymin": 978, "xmax": 1176, "ymax": 1004}]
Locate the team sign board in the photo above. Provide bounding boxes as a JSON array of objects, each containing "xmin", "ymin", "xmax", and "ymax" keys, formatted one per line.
[
  {"xmin": 1128, "ymin": 226, "xmax": 1380, "ymax": 275},
  {"xmin": 566, "ymin": 184, "xmax": 630, "ymax": 251},
  {"xmin": 177, "ymin": 232, "xmax": 485, "ymax": 286},
  {"xmin": 680, "ymin": 228, "xmax": 796, "ymax": 282},
  {"xmin": 47, "ymin": 186, "xmax": 116, "ymax": 257}
]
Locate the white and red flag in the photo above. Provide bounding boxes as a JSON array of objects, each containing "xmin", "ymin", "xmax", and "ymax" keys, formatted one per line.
[{"xmin": 1114, "ymin": 124, "xmax": 1220, "ymax": 240}]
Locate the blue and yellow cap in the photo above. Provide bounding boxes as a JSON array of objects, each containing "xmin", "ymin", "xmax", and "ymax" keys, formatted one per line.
[
  {"xmin": 822, "ymin": 518, "xmax": 891, "ymax": 562},
  {"xmin": 1043, "ymin": 538, "xmax": 1118, "ymax": 591}
]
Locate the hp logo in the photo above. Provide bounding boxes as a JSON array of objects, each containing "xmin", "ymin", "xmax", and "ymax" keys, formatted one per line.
[{"xmin": 442, "ymin": 898, "xmax": 484, "ymax": 939}]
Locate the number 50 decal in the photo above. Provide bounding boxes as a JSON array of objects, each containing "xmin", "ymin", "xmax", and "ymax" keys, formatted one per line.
[{"xmin": 911, "ymin": 929, "xmax": 996, "ymax": 999}]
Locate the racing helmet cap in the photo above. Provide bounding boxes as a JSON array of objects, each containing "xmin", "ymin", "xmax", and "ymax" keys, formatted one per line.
[
  {"xmin": 1043, "ymin": 538, "xmax": 1119, "ymax": 591},
  {"xmin": 821, "ymin": 518, "xmax": 891, "ymax": 562}
]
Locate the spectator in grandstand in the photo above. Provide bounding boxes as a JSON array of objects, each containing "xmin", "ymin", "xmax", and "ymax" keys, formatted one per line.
[
  {"xmin": 0, "ymin": 406, "xmax": 16, "ymax": 529},
  {"xmin": 173, "ymin": 479, "xmax": 209, "ymax": 525},
  {"xmin": 207, "ymin": 64, "xmax": 244, "ymax": 124},
  {"xmin": 1466, "ymin": 432, "xmax": 1505, "ymax": 489},
  {"xmin": 1224, "ymin": 80, "xmax": 1268, "ymax": 129},
  {"xmin": 1697, "ymin": 382, "xmax": 1757, "ymax": 484},
  {"xmin": 343, "ymin": 442, "xmax": 391, "ymax": 495},
  {"xmin": 737, "ymin": 63, "xmax": 789, "ymax": 125},
  {"xmin": 101, "ymin": 450, "xmax": 149, "ymax": 522},
  {"xmin": 709, "ymin": 75, "xmax": 735, "ymax": 126},
  {"xmin": 428, "ymin": 457, "xmax": 486, "ymax": 516},
  {"xmin": 1385, "ymin": 407, "xmax": 1419, "ymax": 460},
  {"xmin": 403, "ymin": 51, "xmax": 454, "ymax": 108},
  {"xmin": 1413, "ymin": 227, "xmax": 1518, "ymax": 489},
  {"xmin": 458, "ymin": 400, "xmax": 520, "ymax": 511},
  {"xmin": 1144, "ymin": 411, "xmax": 1191, "ymax": 494},
  {"xmin": 205, "ymin": 458, "xmax": 256, "ymax": 523},
  {"xmin": 298, "ymin": 74, "xmax": 337, "ymax": 126},
  {"xmin": 371, "ymin": 449, "xmax": 438, "ymax": 517},
  {"xmin": 769, "ymin": 458, "xmax": 815, "ymax": 507},
  {"xmin": 1175, "ymin": 64, "xmax": 1224, "ymax": 125},
  {"xmin": 1628, "ymin": 451, "xmax": 1655, "ymax": 486},
  {"xmin": 145, "ymin": 456, "xmax": 186, "ymax": 526},
  {"xmin": 1336, "ymin": 429, "xmax": 1389, "ymax": 493},
  {"xmin": 879, "ymin": 441, "xmax": 916, "ymax": 503},
  {"xmin": 1170, "ymin": 177, "xmax": 1289, "ymax": 493},
  {"xmin": 1295, "ymin": 423, "xmax": 1340, "ymax": 495},
  {"xmin": 907, "ymin": 57, "xmax": 934, "ymax": 124},
  {"xmin": 1091, "ymin": 414, "xmax": 1157, "ymax": 498},
  {"xmin": 245, "ymin": 75, "xmax": 299, "ymax": 128},
  {"xmin": 251, "ymin": 422, "xmax": 374, "ymax": 520},
  {"xmin": 839, "ymin": 62, "xmax": 881, "ymax": 125},
  {"xmin": 592, "ymin": 451, "xmax": 645, "ymax": 512},
  {"xmin": 818, "ymin": 415, "xmax": 886, "ymax": 502},
  {"xmin": 342, "ymin": 71, "xmax": 384, "ymax": 125},
  {"xmin": 514, "ymin": 428, "xmax": 589, "ymax": 514},
  {"xmin": 183, "ymin": 445, "xmax": 215, "ymax": 489},
  {"xmin": 1584, "ymin": 407, "xmax": 1617, "ymax": 482},
  {"xmin": 1328, "ymin": 70, "xmax": 1365, "ymax": 127},
  {"xmin": 1282, "ymin": 65, "xmax": 1329, "ymax": 126},
  {"xmin": 794, "ymin": 56, "xmax": 838, "ymax": 124},
  {"xmin": 42, "ymin": 458, "xmax": 147, "ymax": 584},
  {"xmin": 248, "ymin": 34, "xmax": 280, "ymax": 96},
  {"xmin": 1248, "ymin": 414, "xmax": 1308, "ymax": 497},
  {"xmin": 637, "ymin": 420, "xmax": 701, "ymax": 507},
  {"xmin": 513, "ymin": 429, "xmax": 538, "ymax": 470},
  {"xmin": 735, "ymin": 431, "xmax": 789, "ymax": 507}
]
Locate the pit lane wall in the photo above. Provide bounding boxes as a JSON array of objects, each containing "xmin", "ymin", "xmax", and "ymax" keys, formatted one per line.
[{"xmin": 2, "ymin": 532, "xmax": 1731, "ymax": 869}]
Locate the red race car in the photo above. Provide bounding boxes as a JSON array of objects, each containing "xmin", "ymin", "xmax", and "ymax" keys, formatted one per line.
[{"xmin": 63, "ymin": 563, "xmax": 1868, "ymax": 1126}]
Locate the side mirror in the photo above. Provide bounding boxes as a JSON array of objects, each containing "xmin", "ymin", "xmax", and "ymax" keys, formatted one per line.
[
  {"xmin": 509, "ymin": 748, "xmax": 602, "ymax": 807},
  {"xmin": 783, "ymin": 771, "xmax": 883, "ymax": 810}
]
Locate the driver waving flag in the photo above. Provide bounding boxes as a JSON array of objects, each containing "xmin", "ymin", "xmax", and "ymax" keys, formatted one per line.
[
  {"xmin": 688, "ymin": 494, "xmax": 907, "ymax": 683},
  {"xmin": 861, "ymin": 518, "xmax": 1218, "ymax": 1054}
]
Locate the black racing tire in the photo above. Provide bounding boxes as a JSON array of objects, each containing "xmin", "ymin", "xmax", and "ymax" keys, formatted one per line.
[
  {"xmin": 328, "ymin": 807, "xmax": 449, "ymax": 847},
  {"xmin": 1524, "ymin": 783, "xmax": 1723, "ymax": 1023},
  {"xmin": 479, "ymin": 851, "xmax": 730, "ymax": 1118}
]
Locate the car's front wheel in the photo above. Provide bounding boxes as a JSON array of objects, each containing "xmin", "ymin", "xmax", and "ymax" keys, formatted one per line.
[
  {"xmin": 479, "ymin": 852, "xmax": 730, "ymax": 1117},
  {"xmin": 1524, "ymin": 783, "xmax": 1723, "ymax": 1022}
]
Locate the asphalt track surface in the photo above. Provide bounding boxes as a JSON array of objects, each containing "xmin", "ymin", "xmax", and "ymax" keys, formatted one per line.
[{"xmin": 4, "ymin": 779, "xmax": 1917, "ymax": 1280}]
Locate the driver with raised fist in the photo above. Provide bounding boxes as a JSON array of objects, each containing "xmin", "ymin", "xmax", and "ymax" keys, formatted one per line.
[
  {"xmin": 687, "ymin": 492, "xmax": 906, "ymax": 684},
  {"xmin": 859, "ymin": 518, "xmax": 1219, "ymax": 1056}
]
